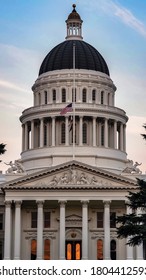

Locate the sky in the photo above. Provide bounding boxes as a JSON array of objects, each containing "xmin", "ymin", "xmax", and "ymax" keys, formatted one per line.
[{"xmin": 0, "ymin": 0, "xmax": 146, "ymax": 173}]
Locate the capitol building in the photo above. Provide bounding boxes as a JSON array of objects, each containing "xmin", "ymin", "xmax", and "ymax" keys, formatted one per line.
[{"xmin": 0, "ymin": 4, "xmax": 145, "ymax": 260}]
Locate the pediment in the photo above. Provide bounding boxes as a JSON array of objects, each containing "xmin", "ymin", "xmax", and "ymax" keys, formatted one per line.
[{"xmin": 2, "ymin": 160, "xmax": 137, "ymax": 190}]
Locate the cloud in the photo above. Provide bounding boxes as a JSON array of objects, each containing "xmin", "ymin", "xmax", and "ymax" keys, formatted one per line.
[
  {"xmin": 0, "ymin": 79, "xmax": 30, "ymax": 93},
  {"xmin": 81, "ymin": 0, "xmax": 146, "ymax": 38}
]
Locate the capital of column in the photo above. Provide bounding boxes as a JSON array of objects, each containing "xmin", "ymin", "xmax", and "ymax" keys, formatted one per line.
[
  {"xmin": 81, "ymin": 200, "xmax": 89, "ymax": 206},
  {"xmin": 103, "ymin": 200, "xmax": 111, "ymax": 206},
  {"xmin": 14, "ymin": 201, "xmax": 22, "ymax": 207},
  {"xmin": 4, "ymin": 201, "xmax": 12, "ymax": 207},
  {"xmin": 36, "ymin": 200, "xmax": 44, "ymax": 207},
  {"xmin": 58, "ymin": 200, "xmax": 67, "ymax": 206}
]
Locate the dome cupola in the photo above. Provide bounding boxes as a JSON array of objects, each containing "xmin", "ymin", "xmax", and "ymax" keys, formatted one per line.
[{"xmin": 65, "ymin": 4, "xmax": 83, "ymax": 40}]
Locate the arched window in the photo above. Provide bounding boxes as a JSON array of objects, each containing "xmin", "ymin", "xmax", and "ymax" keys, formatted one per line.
[
  {"xmin": 75, "ymin": 243, "xmax": 81, "ymax": 260},
  {"xmin": 72, "ymin": 88, "xmax": 76, "ymax": 102},
  {"xmin": 110, "ymin": 240, "xmax": 116, "ymax": 260},
  {"xmin": 82, "ymin": 88, "xmax": 87, "ymax": 103},
  {"xmin": 44, "ymin": 239, "xmax": 50, "ymax": 260},
  {"xmin": 31, "ymin": 239, "xmax": 37, "ymax": 260},
  {"xmin": 92, "ymin": 89, "xmax": 96, "ymax": 103},
  {"xmin": 52, "ymin": 89, "xmax": 56, "ymax": 103},
  {"xmin": 62, "ymin": 88, "xmax": 66, "ymax": 102},
  {"xmin": 61, "ymin": 122, "xmax": 66, "ymax": 144},
  {"xmin": 83, "ymin": 122, "xmax": 87, "ymax": 144},
  {"xmin": 97, "ymin": 239, "xmax": 103, "ymax": 260},
  {"xmin": 45, "ymin": 91, "xmax": 47, "ymax": 104},
  {"xmin": 67, "ymin": 243, "xmax": 72, "ymax": 260},
  {"xmin": 101, "ymin": 91, "xmax": 104, "ymax": 104}
]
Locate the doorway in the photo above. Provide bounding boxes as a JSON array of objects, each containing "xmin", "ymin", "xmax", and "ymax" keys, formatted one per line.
[{"xmin": 66, "ymin": 241, "xmax": 82, "ymax": 260}]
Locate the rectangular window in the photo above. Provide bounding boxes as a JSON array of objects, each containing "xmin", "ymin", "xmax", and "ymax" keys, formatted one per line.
[
  {"xmin": 0, "ymin": 214, "xmax": 3, "ymax": 230},
  {"xmin": 31, "ymin": 212, "xmax": 37, "ymax": 228},
  {"xmin": 44, "ymin": 212, "xmax": 51, "ymax": 228},
  {"xmin": 52, "ymin": 90, "xmax": 56, "ymax": 102},
  {"xmin": 110, "ymin": 212, "xmax": 116, "ymax": 228},
  {"xmin": 97, "ymin": 212, "xmax": 103, "ymax": 228}
]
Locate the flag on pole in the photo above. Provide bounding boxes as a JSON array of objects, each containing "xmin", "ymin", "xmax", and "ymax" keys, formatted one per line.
[{"xmin": 60, "ymin": 103, "xmax": 73, "ymax": 115}]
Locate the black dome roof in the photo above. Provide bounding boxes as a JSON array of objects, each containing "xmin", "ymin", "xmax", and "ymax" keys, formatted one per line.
[{"xmin": 39, "ymin": 40, "xmax": 109, "ymax": 76}]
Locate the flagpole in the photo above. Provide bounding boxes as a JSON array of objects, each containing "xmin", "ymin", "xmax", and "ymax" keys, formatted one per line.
[{"xmin": 73, "ymin": 42, "xmax": 76, "ymax": 160}]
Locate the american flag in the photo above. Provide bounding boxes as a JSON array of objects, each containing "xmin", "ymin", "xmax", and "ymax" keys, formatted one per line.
[{"xmin": 60, "ymin": 103, "xmax": 73, "ymax": 115}]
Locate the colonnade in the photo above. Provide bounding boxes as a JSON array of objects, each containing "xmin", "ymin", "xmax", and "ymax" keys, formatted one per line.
[
  {"xmin": 4, "ymin": 199, "xmax": 143, "ymax": 260},
  {"xmin": 22, "ymin": 116, "xmax": 126, "ymax": 152}
]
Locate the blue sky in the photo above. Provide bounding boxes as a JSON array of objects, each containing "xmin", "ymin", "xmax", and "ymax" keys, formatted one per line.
[{"xmin": 0, "ymin": 0, "xmax": 146, "ymax": 173}]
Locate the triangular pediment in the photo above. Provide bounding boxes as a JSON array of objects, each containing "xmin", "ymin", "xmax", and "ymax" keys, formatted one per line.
[{"xmin": 2, "ymin": 160, "xmax": 137, "ymax": 191}]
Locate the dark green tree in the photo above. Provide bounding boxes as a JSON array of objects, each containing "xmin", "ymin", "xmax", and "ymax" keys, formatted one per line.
[
  {"xmin": 0, "ymin": 143, "xmax": 6, "ymax": 162},
  {"xmin": 116, "ymin": 178, "xmax": 146, "ymax": 246},
  {"xmin": 141, "ymin": 124, "xmax": 146, "ymax": 140}
]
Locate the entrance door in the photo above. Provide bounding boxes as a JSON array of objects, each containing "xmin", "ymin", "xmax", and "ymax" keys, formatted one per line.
[{"xmin": 66, "ymin": 241, "xmax": 82, "ymax": 260}]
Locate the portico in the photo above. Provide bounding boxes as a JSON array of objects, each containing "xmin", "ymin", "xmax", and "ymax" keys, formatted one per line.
[{"xmin": 2, "ymin": 161, "xmax": 143, "ymax": 260}]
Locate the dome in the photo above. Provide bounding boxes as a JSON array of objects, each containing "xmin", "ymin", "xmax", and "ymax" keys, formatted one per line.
[
  {"xmin": 67, "ymin": 4, "xmax": 81, "ymax": 20},
  {"xmin": 39, "ymin": 40, "xmax": 110, "ymax": 76}
]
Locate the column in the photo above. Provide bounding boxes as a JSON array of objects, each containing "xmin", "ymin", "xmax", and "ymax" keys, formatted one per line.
[
  {"xmin": 65, "ymin": 116, "xmax": 69, "ymax": 146},
  {"xmin": 40, "ymin": 118, "xmax": 44, "ymax": 148},
  {"xmin": 22, "ymin": 124, "xmax": 25, "ymax": 152},
  {"xmin": 126, "ymin": 204, "xmax": 133, "ymax": 259},
  {"xmin": 4, "ymin": 201, "xmax": 12, "ymax": 260},
  {"xmin": 93, "ymin": 117, "xmax": 96, "ymax": 147},
  {"xmin": 14, "ymin": 201, "xmax": 22, "ymax": 259},
  {"xmin": 24, "ymin": 122, "xmax": 28, "ymax": 150},
  {"xmin": 136, "ymin": 208, "xmax": 143, "ymax": 259},
  {"xmin": 79, "ymin": 116, "xmax": 83, "ymax": 146},
  {"xmin": 114, "ymin": 120, "xmax": 117, "ymax": 149},
  {"xmin": 120, "ymin": 122, "xmax": 123, "ymax": 151},
  {"xmin": 31, "ymin": 120, "xmax": 34, "ymax": 149},
  {"xmin": 81, "ymin": 200, "xmax": 89, "ymax": 260},
  {"xmin": 123, "ymin": 124, "xmax": 126, "ymax": 152},
  {"xmin": 36, "ymin": 201, "xmax": 44, "ymax": 260},
  {"xmin": 104, "ymin": 118, "xmax": 108, "ymax": 148},
  {"xmin": 103, "ymin": 200, "xmax": 111, "ymax": 259},
  {"xmin": 59, "ymin": 200, "xmax": 66, "ymax": 260},
  {"xmin": 52, "ymin": 117, "xmax": 55, "ymax": 146}
]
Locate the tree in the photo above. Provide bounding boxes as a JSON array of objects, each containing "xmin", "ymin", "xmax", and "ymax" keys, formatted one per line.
[
  {"xmin": 116, "ymin": 178, "xmax": 146, "ymax": 246},
  {"xmin": 0, "ymin": 143, "xmax": 6, "ymax": 162},
  {"xmin": 141, "ymin": 124, "xmax": 146, "ymax": 140}
]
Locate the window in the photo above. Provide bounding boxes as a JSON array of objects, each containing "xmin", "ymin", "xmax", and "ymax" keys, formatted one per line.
[
  {"xmin": 31, "ymin": 239, "xmax": 37, "ymax": 260},
  {"xmin": 101, "ymin": 125, "xmax": 104, "ymax": 146},
  {"xmin": 31, "ymin": 212, "xmax": 37, "ymax": 228},
  {"xmin": 101, "ymin": 91, "xmax": 104, "ymax": 104},
  {"xmin": 92, "ymin": 90, "xmax": 96, "ymax": 102},
  {"xmin": 44, "ymin": 124, "xmax": 47, "ymax": 146},
  {"xmin": 110, "ymin": 212, "xmax": 116, "ymax": 228},
  {"xmin": 0, "ymin": 214, "xmax": 3, "ymax": 230},
  {"xmin": 82, "ymin": 88, "xmax": 87, "ymax": 102},
  {"xmin": 97, "ymin": 212, "xmax": 103, "ymax": 228},
  {"xmin": 62, "ymin": 88, "xmax": 66, "ymax": 102},
  {"xmin": 110, "ymin": 240, "xmax": 116, "ymax": 260},
  {"xmin": 61, "ymin": 122, "xmax": 66, "ymax": 144},
  {"xmin": 52, "ymin": 89, "xmax": 56, "ymax": 102},
  {"xmin": 44, "ymin": 239, "xmax": 50, "ymax": 260},
  {"xmin": 72, "ymin": 88, "xmax": 76, "ymax": 102},
  {"xmin": 97, "ymin": 239, "xmax": 103, "ymax": 260},
  {"xmin": 44, "ymin": 212, "xmax": 50, "ymax": 228},
  {"xmin": 83, "ymin": 123, "xmax": 87, "ymax": 144},
  {"xmin": 45, "ymin": 91, "xmax": 47, "ymax": 104}
]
